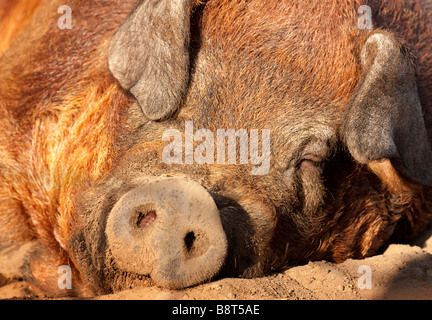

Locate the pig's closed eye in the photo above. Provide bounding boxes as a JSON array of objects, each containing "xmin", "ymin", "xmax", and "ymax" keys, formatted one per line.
[
  {"xmin": 298, "ymin": 157, "xmax": 325, "ymax": 172},
  {"xmin": 300, "ymin": 154, "xmax": 325, "ymax": 168},
  {"xmin": 297, "ymin": 140, "xmax": 331, "ymax": 170}
]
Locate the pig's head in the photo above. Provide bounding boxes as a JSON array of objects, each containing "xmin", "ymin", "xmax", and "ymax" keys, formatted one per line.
[{"xmin": 70, "ymin": 0, "xmax": 432, "ymax": 294}]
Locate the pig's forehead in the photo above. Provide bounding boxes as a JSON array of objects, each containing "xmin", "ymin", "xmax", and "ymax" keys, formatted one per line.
[
  {"xmin": 193, "ymin": 0, "xmax": 360, "ymax": 113},
  {"xmin": 178, "ymin": 0, "xmax": 361, "ymax": 137},
  {"xmin": 183, "ymin": 45, "xmax": 346, "ymax": 132}
]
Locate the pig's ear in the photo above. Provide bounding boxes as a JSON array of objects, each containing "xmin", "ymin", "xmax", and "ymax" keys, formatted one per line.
[
  {"xmin": 108, "ymin": 0, "xmax": 195, "ymax": 120},
  {"xmin": 342, "ymin": 32, "xmax": 432, "ymax": 186}
]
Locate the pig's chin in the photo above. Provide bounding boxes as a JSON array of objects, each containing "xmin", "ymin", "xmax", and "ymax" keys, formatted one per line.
[{"xmin": 105, "ymin": 250, "xmax": 153, "ymax": 289}]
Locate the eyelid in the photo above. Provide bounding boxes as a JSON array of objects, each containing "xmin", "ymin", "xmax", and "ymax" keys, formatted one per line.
[
  {"xmin": 280, "ymin": 139, "xmax": 331, "ymax": 171},
  {"xmin": 302, "ymin": 154, "xmax": 324, "ymax": 163},
  {"xmin": 301, "ymin": 139, "xmax": 331, "ymax": 163}
]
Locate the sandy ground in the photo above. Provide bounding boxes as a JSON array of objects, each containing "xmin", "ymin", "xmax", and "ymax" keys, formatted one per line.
[{"xmin": 1, "ymin": 221, "xmax": 432, "ymax": 300}]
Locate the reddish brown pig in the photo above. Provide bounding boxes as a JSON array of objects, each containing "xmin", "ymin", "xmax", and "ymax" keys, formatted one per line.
[{"xmin": 0, "ymin": 0, "xmax": 431, "ymax": 297}]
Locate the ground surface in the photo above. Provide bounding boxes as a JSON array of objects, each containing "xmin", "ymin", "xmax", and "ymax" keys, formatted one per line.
[{"xmin": 1, "ymin": 222, "xmax": 432, "ymax": 300}]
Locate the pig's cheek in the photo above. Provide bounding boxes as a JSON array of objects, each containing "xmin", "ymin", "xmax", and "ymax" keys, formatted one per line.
[{"xmin": 235, "ymin": 200, "xmax": 277, "ymax": 247}]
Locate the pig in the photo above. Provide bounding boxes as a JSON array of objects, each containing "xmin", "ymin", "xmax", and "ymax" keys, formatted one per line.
[{"xmin": 0, "ymin": 0, "xmax": 431, "ymax": 297}]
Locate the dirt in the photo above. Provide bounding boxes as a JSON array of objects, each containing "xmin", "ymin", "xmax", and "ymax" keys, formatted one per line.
[{"xmin": 1, "ymin": 221, "xmax": 432, "ymax": 300}]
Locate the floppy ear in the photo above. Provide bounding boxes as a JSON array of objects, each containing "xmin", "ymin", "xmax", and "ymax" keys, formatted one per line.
[
  {"xmin": 342, "ymin": 32, "xmax": 432, "ymax": 186},
  {"xmin": 109, "ymin": 0, "xmax": 194, "ymax": 120}
]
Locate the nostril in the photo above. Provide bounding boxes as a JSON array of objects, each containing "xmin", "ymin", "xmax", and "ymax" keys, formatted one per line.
[
  {"xmin": 183, "ymin": 231, "xmax": 211, "ymax": 260},
  {"xmin": 136, "ymin": 210, "xmax": 157, "ymax": 228},
  {"xmin": 184, "ymin": 231, "xmax": 196, "ymax": 252}
]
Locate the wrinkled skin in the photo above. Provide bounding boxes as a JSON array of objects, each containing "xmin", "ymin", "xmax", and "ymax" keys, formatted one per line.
[{"xmin": 0, "ymin": 0, "xmax": 432, "ymax": 296}]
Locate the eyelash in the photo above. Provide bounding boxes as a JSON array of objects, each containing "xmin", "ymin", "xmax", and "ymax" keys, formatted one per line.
[
  {"xmin": 297, "ymin": 156, "xmax": 325, "ymax": 171},
  {"xmin": 302, "ymin": 154, "xmax": 324, "ymax": 163}
]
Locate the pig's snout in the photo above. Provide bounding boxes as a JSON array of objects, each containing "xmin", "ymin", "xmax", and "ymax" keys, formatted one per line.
[{"xmin": 105, "ymin": 177, "xmax": 228, "ymax": 289}]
